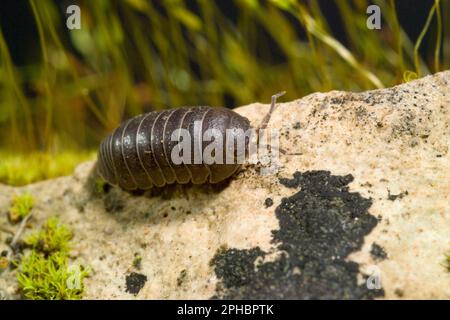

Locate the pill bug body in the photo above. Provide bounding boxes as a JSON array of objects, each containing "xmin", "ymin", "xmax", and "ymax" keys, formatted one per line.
[{"xmin": 97, "ymin": 107, "xmax": 251, "ymax": 190}]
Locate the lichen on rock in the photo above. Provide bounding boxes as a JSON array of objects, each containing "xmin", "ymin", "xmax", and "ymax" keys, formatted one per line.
[{"xmin": 211, "ymin": 171, "xmax": 383, "ymax": 299}]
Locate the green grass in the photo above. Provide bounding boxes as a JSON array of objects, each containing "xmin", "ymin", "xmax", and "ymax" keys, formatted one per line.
[
  {"xmin": 8, "ymin": 192, "xmax": 34, "ymax": 223},
  {"xmin": 0, "ymin": 0, "xmax": 447, "ymax": 185},
  {"xmin": 17, "ymin": 217, "xmax": 89, "ymax": 300},
  {"xmin": 0, "ymin": 151, "xmax": 95, "ymax": 186}
]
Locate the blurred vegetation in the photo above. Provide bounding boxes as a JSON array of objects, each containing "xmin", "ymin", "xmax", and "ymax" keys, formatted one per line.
[
  {"xmin": 0, "ymin": 0, "xmax": 448, "ymax": 185},
  {"xmin": 0, "ymin": 151, "xmax": 95, "ymax": 185}
]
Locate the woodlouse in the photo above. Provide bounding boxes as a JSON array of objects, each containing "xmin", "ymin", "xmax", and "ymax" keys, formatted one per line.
[{"xmin": 97, "ymin": 92, "xmax": 285, "ymax": 190}]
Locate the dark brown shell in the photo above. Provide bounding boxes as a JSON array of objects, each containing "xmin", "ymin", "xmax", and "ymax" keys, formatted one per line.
[{"xmin": 97, "ymin": 107, "xmax": 251, "ymax": 190}]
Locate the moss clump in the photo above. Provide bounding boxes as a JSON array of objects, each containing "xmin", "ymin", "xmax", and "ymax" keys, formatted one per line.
[
  {"xmin": 8, "ymin": 193, "xmax": 34, "ymax": 223},
  {"xmin": 132, "ymin": 253, "xmax": 142, "ymax": 270},
  {"xmin": 17, "ymin": 251, "xmax": 88, "ymax": 300},
  {"xmin": 24, "ymin": 217, "xmax": 72, "ymax": 255},
  {"xmin": 0, "ymin": 256, "xmax": 9, "ymax": 272},
  {"xmin": 16, "ymin": 217, "xmax": 89, "ymax": 300},
  {"xmin": 93, "ymin": 177, "xmax": 109, "ymax": 195}
]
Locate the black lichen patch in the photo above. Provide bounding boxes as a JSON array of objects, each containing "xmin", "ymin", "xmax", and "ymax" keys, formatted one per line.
[
  {"xmin": 177, "ymin": 269, "xmax": 188, "ymax": 287},
  {"xmin": 125, "ymin": 272, "xmax": 147, "ymax": 295},
  {"xmin": 211, "ymin": 247, "xmax": 266, "ymax": 289},
  {"xmin": 264, "ymin": 198, "xmax": 274, "ymax": 208},
  {"xmin": 387, "ymin": 189, "xmax": 408, "ymax": 201},
  {"xmin": 211, "ymin": 171, "xmax": 384, "ymax": 299},
  {"xmin": 370, "ymin": 243, "xmax": 388, "ymax": 261}
]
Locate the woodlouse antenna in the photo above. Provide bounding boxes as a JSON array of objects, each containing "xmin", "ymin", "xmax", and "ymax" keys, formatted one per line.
[
  {"xmin": 254, "ymin": 91, "xmax": 287, "ymax": 156},
  {"xmin": 258, "ymin": 91, "xmax": 286, "ymax": 132}
]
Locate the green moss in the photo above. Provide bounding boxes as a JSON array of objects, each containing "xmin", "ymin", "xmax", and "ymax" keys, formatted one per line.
[
  {"xmin": 17, "ymin": 251, "xmax": 88, "ymax": 300},
  {"xmin": 17, "ymin": 218, "xmax": 89, "ymax": 300},
  {"xmin": 132, "ymin": 253, "xmax": 142, "ymax": 270},
  {"xmin": 24, "ymin": 217, "xmax": 72, "ymax": 255},
  {"xmin": 0, "ymin": 151, "xmax": 95, "ymax": 186},
  {"xmin": 8, "ymin": 193, "xmax": 34, "ymax": 223},
  {"xmin": 0, "ymin": 256, "xmax": 9, "ymax": 272},
  {"xmin": 93, "ymin": 177, "xmax": 108, "ymax": 195}
]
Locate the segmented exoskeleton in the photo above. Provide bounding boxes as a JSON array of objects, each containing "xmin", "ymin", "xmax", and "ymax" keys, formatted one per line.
[{"xmin": 97, "ymin": 92, "xmax": 285, "ymax": 190}]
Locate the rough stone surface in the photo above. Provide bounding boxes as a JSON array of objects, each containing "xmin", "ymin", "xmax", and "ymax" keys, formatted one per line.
[{"xmin": 0, "ymin": 71, "xmax": 449, "ymax": 299}]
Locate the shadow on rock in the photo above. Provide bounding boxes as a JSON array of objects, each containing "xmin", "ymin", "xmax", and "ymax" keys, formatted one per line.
[{"xmin": 84, "ymin": 161, "xmax": 232, "ymax": 224}]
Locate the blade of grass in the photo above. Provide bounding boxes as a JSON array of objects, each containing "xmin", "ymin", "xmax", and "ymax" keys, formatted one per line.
[
  {"xmin": 296, "ymin": 4, "xmax": 384, "ymax": 89},
  {"xmin": 434, "ymin": 0, "xmax": 442, "ymax": 72},
  {"xmin": 0, "ymin": 27, "xmax": 35, "ymax": 149},
  {"xmin": 413, "ymin": 0, "xmax": 437, "ymax": 76}
]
